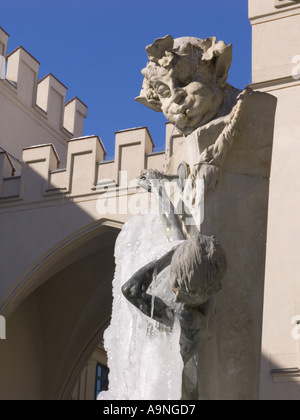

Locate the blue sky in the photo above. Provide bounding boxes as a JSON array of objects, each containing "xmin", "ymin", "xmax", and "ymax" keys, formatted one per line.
[{"xmin": 1, "ymin": 0, "xmax": 251, "ymax": 159}]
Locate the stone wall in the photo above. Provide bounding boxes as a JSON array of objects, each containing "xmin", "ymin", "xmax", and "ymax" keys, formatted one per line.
[{"xmin": 249, "ymin": 0, "xmax": 300, "ymax": 400}]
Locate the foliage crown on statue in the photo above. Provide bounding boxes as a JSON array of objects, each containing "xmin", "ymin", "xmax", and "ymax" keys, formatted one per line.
[{"xmin": 136, "ymin": 35, "xmax": 233, "ymax": 114}]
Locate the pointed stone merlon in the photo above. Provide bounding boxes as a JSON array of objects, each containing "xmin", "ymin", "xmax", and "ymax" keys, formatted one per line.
[
  {"xmin": 21, "ymin": 144, "xmax": 60, "ymax": 202},
  {"xmin": 6, "ymin": 47, "xmax": 40, "ymax": 107},
  {"xmin": 0, "ymin": 27, "xmax": 9, "ymax": 57},
  {"xmin": 64, "ymin": 98, "xmax": 88, "ymax": 138},
  {"xmin": 36, "ymin": 74, "xmax": 68, "ymax": 132},
  {"xmin": 66, "ymin": 136, "xmax": 106, "ymax": 195},
  {"xmin": 0, "ymin": 28, "xmax": 9, "ymax": 79},
  {"xmin": 114, "ymin": 127, "xmax": 154, "ymax": 185},
  {"xmin": 47, "ymin": 136, "xmax": 106, "ymax": 196}
]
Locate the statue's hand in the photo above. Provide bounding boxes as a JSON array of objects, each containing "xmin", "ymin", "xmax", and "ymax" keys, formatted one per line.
[{"xmin": 138, "ymin": 169, "xmax": 164, "ymax": 193}]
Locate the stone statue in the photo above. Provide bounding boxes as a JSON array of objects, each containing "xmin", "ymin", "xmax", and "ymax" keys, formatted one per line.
[
  {"xmin": 122, "ymin": 170, "xmax": 227, "ymax": 363},
  {"xmin": 122, "ymin": 35, "xmax": 276, "ymax": 400},
  {"xmin": 123, "ymin": 160, "xmax": 227, "ymax": 398},
  {"xmin": 135, "ymin": 36, "xmax": 250, "ymax": 197},
  {"xmin": 135, "ymin": 35, "xmax": 234, "ymax": 136},
  {"xmin": 122, "ymin": 230, "xmax": 227, "ymax": 347},
  {"xmin": 121, "ymin": 36, "xmax": 234, "ymax": 398}
]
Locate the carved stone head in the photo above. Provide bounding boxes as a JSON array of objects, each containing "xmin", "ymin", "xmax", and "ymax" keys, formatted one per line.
[{"xmin": 136, "ymin": 35, "xmax": 233, "ymax": 136}]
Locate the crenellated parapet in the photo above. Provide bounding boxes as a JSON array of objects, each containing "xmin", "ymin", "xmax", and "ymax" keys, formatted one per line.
[
  {"xmin": 4, "ymin": 46, "xmax": 88, "ymax": 137},
  {"xmin": 0, "ymin": 127, "xmax": 175, "ymax": 203},
  {"xmin": 6, "ymin": 46, "xmax": 40, "ymax": 108},
  {"xmin": 0, "ymin": 27, "xmax": 186, "ymax": 206},
  {"xmin": 0, "ymin": 27, "xmax": 88, "ymax": 163}
]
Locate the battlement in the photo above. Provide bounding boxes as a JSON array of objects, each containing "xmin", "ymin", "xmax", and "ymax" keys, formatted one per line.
[
  {"xmin": 0, "ymin": 27, "xmax": 185, "ymax": 206},
  {"xmin": 0, "ymin": 127, "xmax": 159, "ymax": 202},
  {"xmin": 0, "ymin": 27, "xmax": 88, "ymax": 163},
  {"xmin": 3, "ymin": 44, "xmax": 88, "ymax": 136},
  {"xmin": 0, "ymin": 124, "xmax": 185, "ymax": 203}
]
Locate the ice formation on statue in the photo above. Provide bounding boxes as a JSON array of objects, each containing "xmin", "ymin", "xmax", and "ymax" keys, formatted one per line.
[{"xmin": 99, "ymin": 212, "xmax": 184, "ymax": 400}]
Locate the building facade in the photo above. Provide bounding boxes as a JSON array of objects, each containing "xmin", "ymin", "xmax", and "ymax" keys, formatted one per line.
[
  {"xmin": 0, "ymin": 0, "xmax": 299, "ymax": 400},
  {"xmin": 249, "ymin": 0, "xmax": 300, "ymax": 400}
]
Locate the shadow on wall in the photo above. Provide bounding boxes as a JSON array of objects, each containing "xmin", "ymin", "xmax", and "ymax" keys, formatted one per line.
[
  {"xmin": 260, "ymin": 353, "xmax": 300, "ymax": 400},
  {"xmin": 0, "ymin": 161, "xmax": 122, "ymax": 400}
]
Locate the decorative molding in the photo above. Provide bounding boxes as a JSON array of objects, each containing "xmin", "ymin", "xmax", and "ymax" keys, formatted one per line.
[{"xmin": 275, "ymin": 0, "xmax": 300, "ymax": 8}]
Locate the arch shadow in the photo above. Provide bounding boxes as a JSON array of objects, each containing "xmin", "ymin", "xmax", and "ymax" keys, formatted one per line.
[
  {"xmin": 2, "ymin": 218, "xmax": 122, "ymax": 319},
  {"xmin": 0, "ymin": 219, "xmax": 122, "ymax": 400}
]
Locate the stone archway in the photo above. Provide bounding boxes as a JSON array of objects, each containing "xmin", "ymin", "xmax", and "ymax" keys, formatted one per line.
[{"xmin": 0, "ymin": 220, "xmax": 121, "ymax": 400}]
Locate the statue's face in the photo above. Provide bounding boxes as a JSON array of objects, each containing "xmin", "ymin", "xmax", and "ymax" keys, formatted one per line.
[
  {"xmin": 137, "ymin": 169, "xmax": 164, "ymax": 192},
  {"xmin": 137, "ymin": 37, "xmax": 233, "ymax": 136},
  {"xmin": 152, "ymin": 60, "xmax": 224, "ymax": 136}
]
